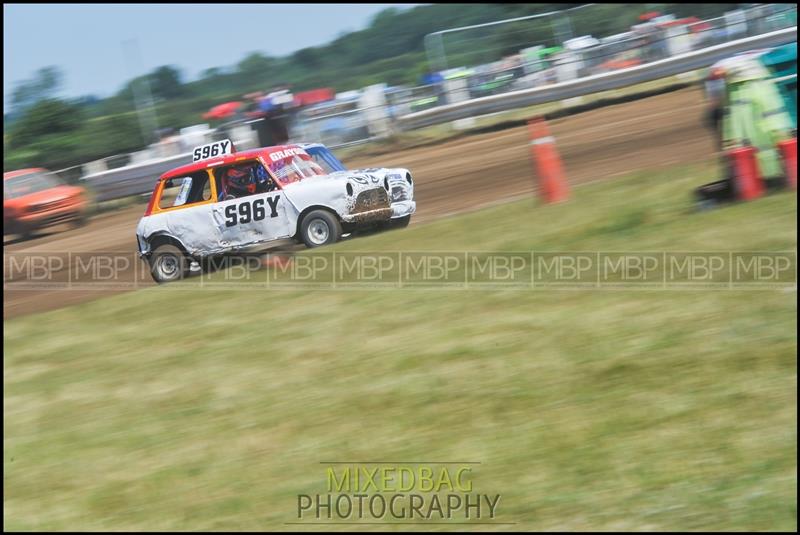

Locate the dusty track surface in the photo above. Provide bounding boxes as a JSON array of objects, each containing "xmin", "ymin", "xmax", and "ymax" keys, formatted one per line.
[{"xmin": 4, "ymin": 86, "xmax": 716, "ymax": 319}]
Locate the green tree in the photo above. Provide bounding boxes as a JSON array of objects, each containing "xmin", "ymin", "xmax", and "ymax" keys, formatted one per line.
[
  {"xmin": 292, "ymin": 47, "xmax": 323, "ymax": 69},
  {"xmin": 9, "ymin": 66, "xmax": 64, "ymax": 117},
  {"xmin": 201, "ymin": 67, "xmax": 224, "ymax": 79},
  {"xmin": 82, "ymin": 114, "xmax": 145, "ymax": 156},
  {"xmin": 237, "ymin": 52, "xmax": 276, "ymax": 85},
  {"xmin": 150, "ymin": 65, "xmax": 184, "ymax": 100},
  {"xmin": 9, "ymin": 99, "xmax": 83, "ymax": 149}
]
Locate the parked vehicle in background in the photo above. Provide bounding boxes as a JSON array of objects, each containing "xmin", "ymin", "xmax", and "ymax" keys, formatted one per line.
[{"xmin": 3, "ymin": 168, "xmax": 89, "ymax": 239}]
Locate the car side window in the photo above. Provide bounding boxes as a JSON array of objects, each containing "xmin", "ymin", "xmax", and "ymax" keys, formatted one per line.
[
  {"xmin": 214, "ymin": 161, "xmax": 277, "ymax": 202},
  {"xmin": 158, "ymin": 171, "xmax": 212, "ymax": 209}
]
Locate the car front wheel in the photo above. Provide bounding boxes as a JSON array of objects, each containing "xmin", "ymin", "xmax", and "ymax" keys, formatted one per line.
[
  {"xmin": 149, "ymin": 244, "xmax": 189, "ymax": 284},
  {"xmin": 388, "ymin": 215, "xmax": 411, "ymax": 229},
  {"xmin": 300, "ymin": 210, "xmax": 342, "ymax": 248}
]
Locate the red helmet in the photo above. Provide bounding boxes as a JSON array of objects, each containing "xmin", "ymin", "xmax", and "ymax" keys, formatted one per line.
[{"xmin": 225, "ymin": 166, "xmax": 256, "ymax": 194}]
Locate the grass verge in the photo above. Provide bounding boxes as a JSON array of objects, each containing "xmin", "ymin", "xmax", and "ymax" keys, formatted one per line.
[{"xmin": 4, "ymin": 160, "xmax": 797, "ymax": 531}]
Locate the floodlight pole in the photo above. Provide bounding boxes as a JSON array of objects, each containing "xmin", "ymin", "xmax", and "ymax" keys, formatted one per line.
[
  {"xmin": 424, "ymin": 4, "xmax": 593, "ymax": 72},
  {"xmin": 424, "ymin": 32, "xmax": 449, "ymax": 74},
  {"xmin": 435, "ymin": 32, "xmax": 448, "ymax": 73},
  {"xmin": 552, "ymin": 10, "xmax": 575, "ymax": 45},
  {"xmin": 122, "ymin": 38, "xmax": 159, "ymax": 145}
]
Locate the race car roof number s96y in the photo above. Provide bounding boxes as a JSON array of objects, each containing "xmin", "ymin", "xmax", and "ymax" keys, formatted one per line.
[{"xmin": 193, "ymin": 139, "xmax": 234, "ymax": 162}]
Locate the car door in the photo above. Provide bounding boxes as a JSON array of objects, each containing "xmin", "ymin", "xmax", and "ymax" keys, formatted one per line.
[
  {"xmin": 154, "ymin": 173, "xmax": 222, "ymax": 255},
  {"xmin": 211, "ymin": 162, "xmax": 294, "ymax": 250}
]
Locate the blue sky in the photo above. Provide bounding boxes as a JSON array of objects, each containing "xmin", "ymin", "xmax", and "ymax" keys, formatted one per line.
[{"xmin": 3, "ymin": 3, "xmax": 419, "ymax": 104}]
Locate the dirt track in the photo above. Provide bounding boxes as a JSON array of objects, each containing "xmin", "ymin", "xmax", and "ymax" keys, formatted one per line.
[{"xmin": 3, "ymin": 86, "xmax": 716, "ymax": 318}]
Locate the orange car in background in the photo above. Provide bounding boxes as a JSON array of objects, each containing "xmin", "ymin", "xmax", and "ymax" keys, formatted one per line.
[{"xmin": 3, "ymin": 168, "xmax": 89, "ymax": 238}]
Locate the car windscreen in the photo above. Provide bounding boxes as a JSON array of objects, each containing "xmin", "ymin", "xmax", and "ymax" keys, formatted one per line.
[
  {"xmin": 304, "ymin": 145, "xmax": 346, "ymax": 174},
  {"xmin": 267, "ymin": 151, "xmax": 327, "ymax": 186},
  {"xmin": 4, "ymin": 172, "xmax": 61, "ymax": 199}
]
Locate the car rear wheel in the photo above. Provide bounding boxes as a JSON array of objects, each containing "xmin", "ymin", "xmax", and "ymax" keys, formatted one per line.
[
  {"xmin": 300, "ymin": 210, "xmax": 342, "ymax": 248},
  {"xmin": 149, "ymin": 244, "xmax": 189, "ymax": 284}
]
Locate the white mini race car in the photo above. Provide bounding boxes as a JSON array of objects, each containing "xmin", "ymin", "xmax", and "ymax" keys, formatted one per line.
[{"xmin": 136, "ymin": 140, "xmax": 415, "ymax": 283}]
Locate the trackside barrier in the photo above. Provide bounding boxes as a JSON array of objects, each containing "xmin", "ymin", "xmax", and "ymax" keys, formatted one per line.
[
  {"xmin": 77, "ymin": 27, "xmax": 796, "ymax": 203},
  {"xmin": 81, "ymin": 152, "xmax": 194, "ymax": 202},
  {"xmin": 527, "ymin": 117, "xmax": 569, "ymax": 203},
  {"xmin": 730, "ymin": 146, "xmax": 764, "ymax": 201},
  {"xmin": 398, "ymin": 27, "xmax": 797, "ymax": 131},
  {"xmin": 777, "ymin": 137, "xmax": 797, "ymax": 189}
]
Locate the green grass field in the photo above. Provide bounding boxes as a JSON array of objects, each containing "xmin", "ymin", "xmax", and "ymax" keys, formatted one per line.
[{"xmin": 4, "ymin": 160, "xmax": 797, "ymax": 531}]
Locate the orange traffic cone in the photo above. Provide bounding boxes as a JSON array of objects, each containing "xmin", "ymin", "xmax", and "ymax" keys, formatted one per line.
[
  {"xmin": 527, "ymin": 117, "xmax": 569, "ymax": 203},
  {"xmin": 729, "ymin": 145, "xmax": 764, "ymax": 201},
  {"xmin": 777, "ymin": 138, "xmax": 797, "ymax": 190}
]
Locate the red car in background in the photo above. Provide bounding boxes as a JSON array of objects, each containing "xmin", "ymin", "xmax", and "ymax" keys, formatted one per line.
[{"xmin": 3, "ymin": 168, "xmax": 89, "ymax": 239}]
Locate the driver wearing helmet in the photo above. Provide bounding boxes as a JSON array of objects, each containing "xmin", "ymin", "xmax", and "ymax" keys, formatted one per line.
[
  {"xmin": 222, "ymin": 166, "xmax": 253, "ymax": 200},
  {"xmin": 219, "ymin": 163, "xmax": 276, "ymax": 200}
]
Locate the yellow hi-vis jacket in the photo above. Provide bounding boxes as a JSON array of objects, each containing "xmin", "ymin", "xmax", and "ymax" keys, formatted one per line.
[{"xmin": 723, "ymin": 77, "xmax": 794, "ymax": 178}]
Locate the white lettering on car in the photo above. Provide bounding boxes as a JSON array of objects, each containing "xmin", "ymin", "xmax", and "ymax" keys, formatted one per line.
[
  {"xmin": 223, "ymin": 195, "xmax": 281, "ymax": 227},
  {"xmin": 269, "ymin": 147, "xmax": 305, "ymax": 162}
]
